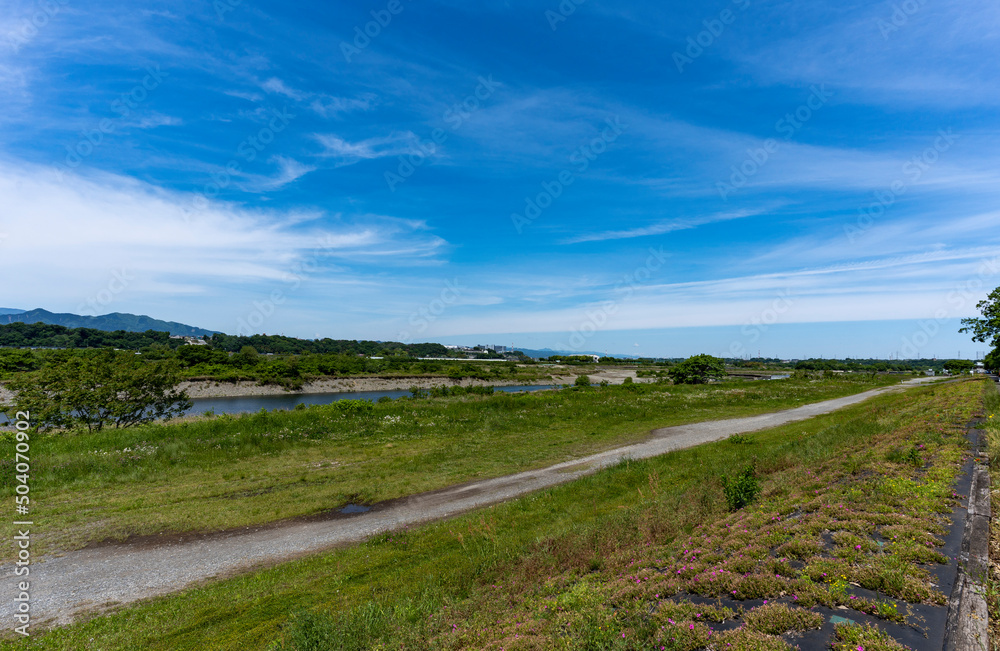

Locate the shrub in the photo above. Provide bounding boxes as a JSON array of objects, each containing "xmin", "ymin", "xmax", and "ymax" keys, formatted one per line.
[
  {"xmin": 721, "ymin": 464, "xmax": 761, "ymax": 511},
  {"xmin": 335, "ymin": 399, "xmax": 375, "ymax": 416},
  {"xmin": 574, "ymin": 375, "xmax": 591, "ymax": 387}
]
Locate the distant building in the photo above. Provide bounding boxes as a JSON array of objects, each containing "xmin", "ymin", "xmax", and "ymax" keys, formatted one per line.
[{"xmin": 172, "ymin": 335, "xmax": 208, "ymax": 346}]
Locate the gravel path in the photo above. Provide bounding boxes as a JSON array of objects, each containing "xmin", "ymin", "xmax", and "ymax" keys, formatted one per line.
[{"xmin": 2, "ymin": 378, "xmax": 936, "ymax": 627}]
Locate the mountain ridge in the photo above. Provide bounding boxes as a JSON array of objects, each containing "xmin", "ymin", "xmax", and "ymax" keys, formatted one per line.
[{"xmin": 1, "ymin": 308, "xmax": 220, "ymax": 337}]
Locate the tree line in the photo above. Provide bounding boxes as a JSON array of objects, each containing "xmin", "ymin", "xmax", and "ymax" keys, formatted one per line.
[{"xmin": 0, "ymin": 322, "xmax": 186, "ymax": 350}]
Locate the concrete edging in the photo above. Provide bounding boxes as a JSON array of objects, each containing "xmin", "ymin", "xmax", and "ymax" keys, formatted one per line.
[{"xmin": 943, "ymin": 428, "xmax": 991, "ymax": 651}]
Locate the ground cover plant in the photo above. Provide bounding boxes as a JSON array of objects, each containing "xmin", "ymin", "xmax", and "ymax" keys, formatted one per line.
[
  {"xmin": 3, "ymin": 377, "xmax": 979, "ymax": 650},
  {"xmin": 1, "ymin": 374, "xmax": 898, "ymax": 559},
  {"xmin": 982, "ymin": 380, "xmax": 1000, "ymax": 650}
]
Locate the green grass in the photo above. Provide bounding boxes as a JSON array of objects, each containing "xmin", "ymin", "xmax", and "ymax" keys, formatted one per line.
[
  {"xmin": 4, "ymin": 377, "xmax": 979, "ymax": 650},
  {"xmin": 1, "ymin": 375, "xmax": 901, "ymax": 557}
]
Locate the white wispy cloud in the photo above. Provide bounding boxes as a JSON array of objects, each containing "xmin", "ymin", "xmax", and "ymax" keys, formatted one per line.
[
  {"xmin": 563, "ymin": 208, "xmax": 769, "ymax": 244},
  {"xmin": 313, "ymin": 132, "xmax": 421, "ymax": 166},
  {"xmin": 409, "ymin": 247, "xmax": 1000, "ymax": 338},
  {"xmin": 130, "ymin": 113, "xmax": 182, "ymax": 129},
  {"xmin": 260, "ymin": 77, "xmax": 307, "ymax": 101},
  {"xmin": 310, "ymin": 94, "xmax": 377, "ymax": 118},
  {"xmin": 735, "ymin": 0, "xmax": 1000, "ymax": 107},
  {"xmin": 224, "ymin": 89, "xmax": 264, "ymax": 102},
  {"xmin": 240, "ymin": 156, "xmax": 316, "ymax": 192},
  {"xmin": 0, "ymin": 159, "xmax": 447, "ymax": 311}
]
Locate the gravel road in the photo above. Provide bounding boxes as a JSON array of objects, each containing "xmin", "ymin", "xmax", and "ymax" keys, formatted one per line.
[{"xmin": 2, "ymin": 378, "xmax": 936, "ymax": 627}]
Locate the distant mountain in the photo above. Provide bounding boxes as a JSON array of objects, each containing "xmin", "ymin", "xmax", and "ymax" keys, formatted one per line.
[
  {"xmin": 1, "ymin": 309, "xmax": 220, "ymax": 337},
  {"xmin": 0, "ymin": 308, "xmax": 26, "ymax": 316}
]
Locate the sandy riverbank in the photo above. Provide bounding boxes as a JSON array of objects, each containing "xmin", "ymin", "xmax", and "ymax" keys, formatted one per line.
[
  {"xmin": 179, "ymin": 376, "xmax": 547, "ymax": 398},
  {"xmin": 179, "ymin": 368, "xmax": 649, "ymax": 398},
  {"xmin": 0, "ymin": 368, "xmax": 647, "ymax": 403}
]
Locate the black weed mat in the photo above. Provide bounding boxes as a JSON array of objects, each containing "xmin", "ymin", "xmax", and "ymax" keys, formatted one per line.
[{"xmin": 633, "ymin": 422, "xmax": 982, "ymax": 650}]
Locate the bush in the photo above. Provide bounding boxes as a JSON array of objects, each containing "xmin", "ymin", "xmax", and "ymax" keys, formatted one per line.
[
  {"xmin": 669, "ymin": 354, "xmax": 726, "ymax": 384},
  {"xmin": 574, "ymin": 375, "xmax": 591, "ymax": 387},
  {"xmin": 335, "ymin": 399, "xmax": 375, "ymax": 416},
  {"xmin": 721, "ymin": 464, "xmax": 761, "ymax": 511}
]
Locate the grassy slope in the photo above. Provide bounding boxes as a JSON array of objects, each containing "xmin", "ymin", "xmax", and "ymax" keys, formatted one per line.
[
  {"xmin": 982, "ymin": 382, "xmax": 1000, "ymax": 650},
  {"xmin": 5, "ymin": 377, "xmax": 978, "ymax": 650},
  {"xmin": 2, "ymin": 376, "xmax": 901, "ymax": 557}
]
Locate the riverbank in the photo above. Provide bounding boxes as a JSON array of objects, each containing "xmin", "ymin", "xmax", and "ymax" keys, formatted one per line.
[
  {"xmin": 2, "ymin": 375, "xmax": 901, "ymax": 564},
  {"xmin": 0, "ymin": 368, "xmax": 644, "ymax": 403},
  {"xmin": 177, "ymin": 367, "xmax": 644, "ymax": 398},
  {"xmin": 3, "ymin": 377, "xmax": 976, "ymax": 649}
]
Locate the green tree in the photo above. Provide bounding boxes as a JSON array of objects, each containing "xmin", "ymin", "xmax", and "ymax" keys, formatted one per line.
[
  {"xmin": 6, "ymin": 350, "xmax": 191, "ymax": 432},
  {"xmin": 960, "ymin": 287, "xmax": 1000, "ymax": 348},
  {"xmin": 985, "ymin": 349, "xmax": 1000, "ymax": 373},
  {"xmin": 943, "ymin": 359, "xmax": 974, "ymax": 374},
  {"xmin": 232, "ymin": 345, "xmax": 260, "ymax": 368},
  {"xmin": 176, "ymin": 344, "xmax": 218, "ymax": 366},
  {"xmin": 669, "ymin": 354, "xmax": 727, "ymax": 385}
]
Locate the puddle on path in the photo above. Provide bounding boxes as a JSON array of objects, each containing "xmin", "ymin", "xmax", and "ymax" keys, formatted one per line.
[{"xmin": 339, "ymin": 504, "xmax": 371, "ymax": 515}]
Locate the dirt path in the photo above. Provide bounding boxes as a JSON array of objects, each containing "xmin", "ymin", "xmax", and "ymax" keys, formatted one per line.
[{"xmin": 2, "ymin": 378, "xmax": 938, "ymax": 627}]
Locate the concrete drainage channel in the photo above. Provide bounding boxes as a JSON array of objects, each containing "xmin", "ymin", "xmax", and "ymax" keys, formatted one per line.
[{"xmin": 944, "ymin": 421, "xmax": 991, "ymax": 651}]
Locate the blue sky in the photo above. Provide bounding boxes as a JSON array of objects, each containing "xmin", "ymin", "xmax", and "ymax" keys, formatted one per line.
[{"xmin": 1, "ymin": 0, "xmax": 999, "ymax": 358}]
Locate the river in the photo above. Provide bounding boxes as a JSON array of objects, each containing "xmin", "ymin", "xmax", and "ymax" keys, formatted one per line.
[{"xmin": 0, "ymin": 384, "xmax": 557, "ymax": 424}]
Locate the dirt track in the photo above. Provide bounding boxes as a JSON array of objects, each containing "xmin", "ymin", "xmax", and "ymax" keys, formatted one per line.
[{"xmin": 1, "ymin": 378, "xmax": 937, "ymax": 627}]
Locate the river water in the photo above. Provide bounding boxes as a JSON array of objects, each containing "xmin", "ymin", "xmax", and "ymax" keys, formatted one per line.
[
  {"xmin": 0, "ymin": 384, "xmax": 558, "ymax": 424},
  {"xmin": 185, "ymin": 384, "xmax": 556, "ymax": 416}
]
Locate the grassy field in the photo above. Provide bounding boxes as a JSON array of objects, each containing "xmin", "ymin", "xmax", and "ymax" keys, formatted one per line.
[
  {"xmin": 3, "ymin": 377, "xmax": 979, "ymax": 650},
  {"xmin": 0, "ymin": 375, "xmax": 901, "ymax": 558}
]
